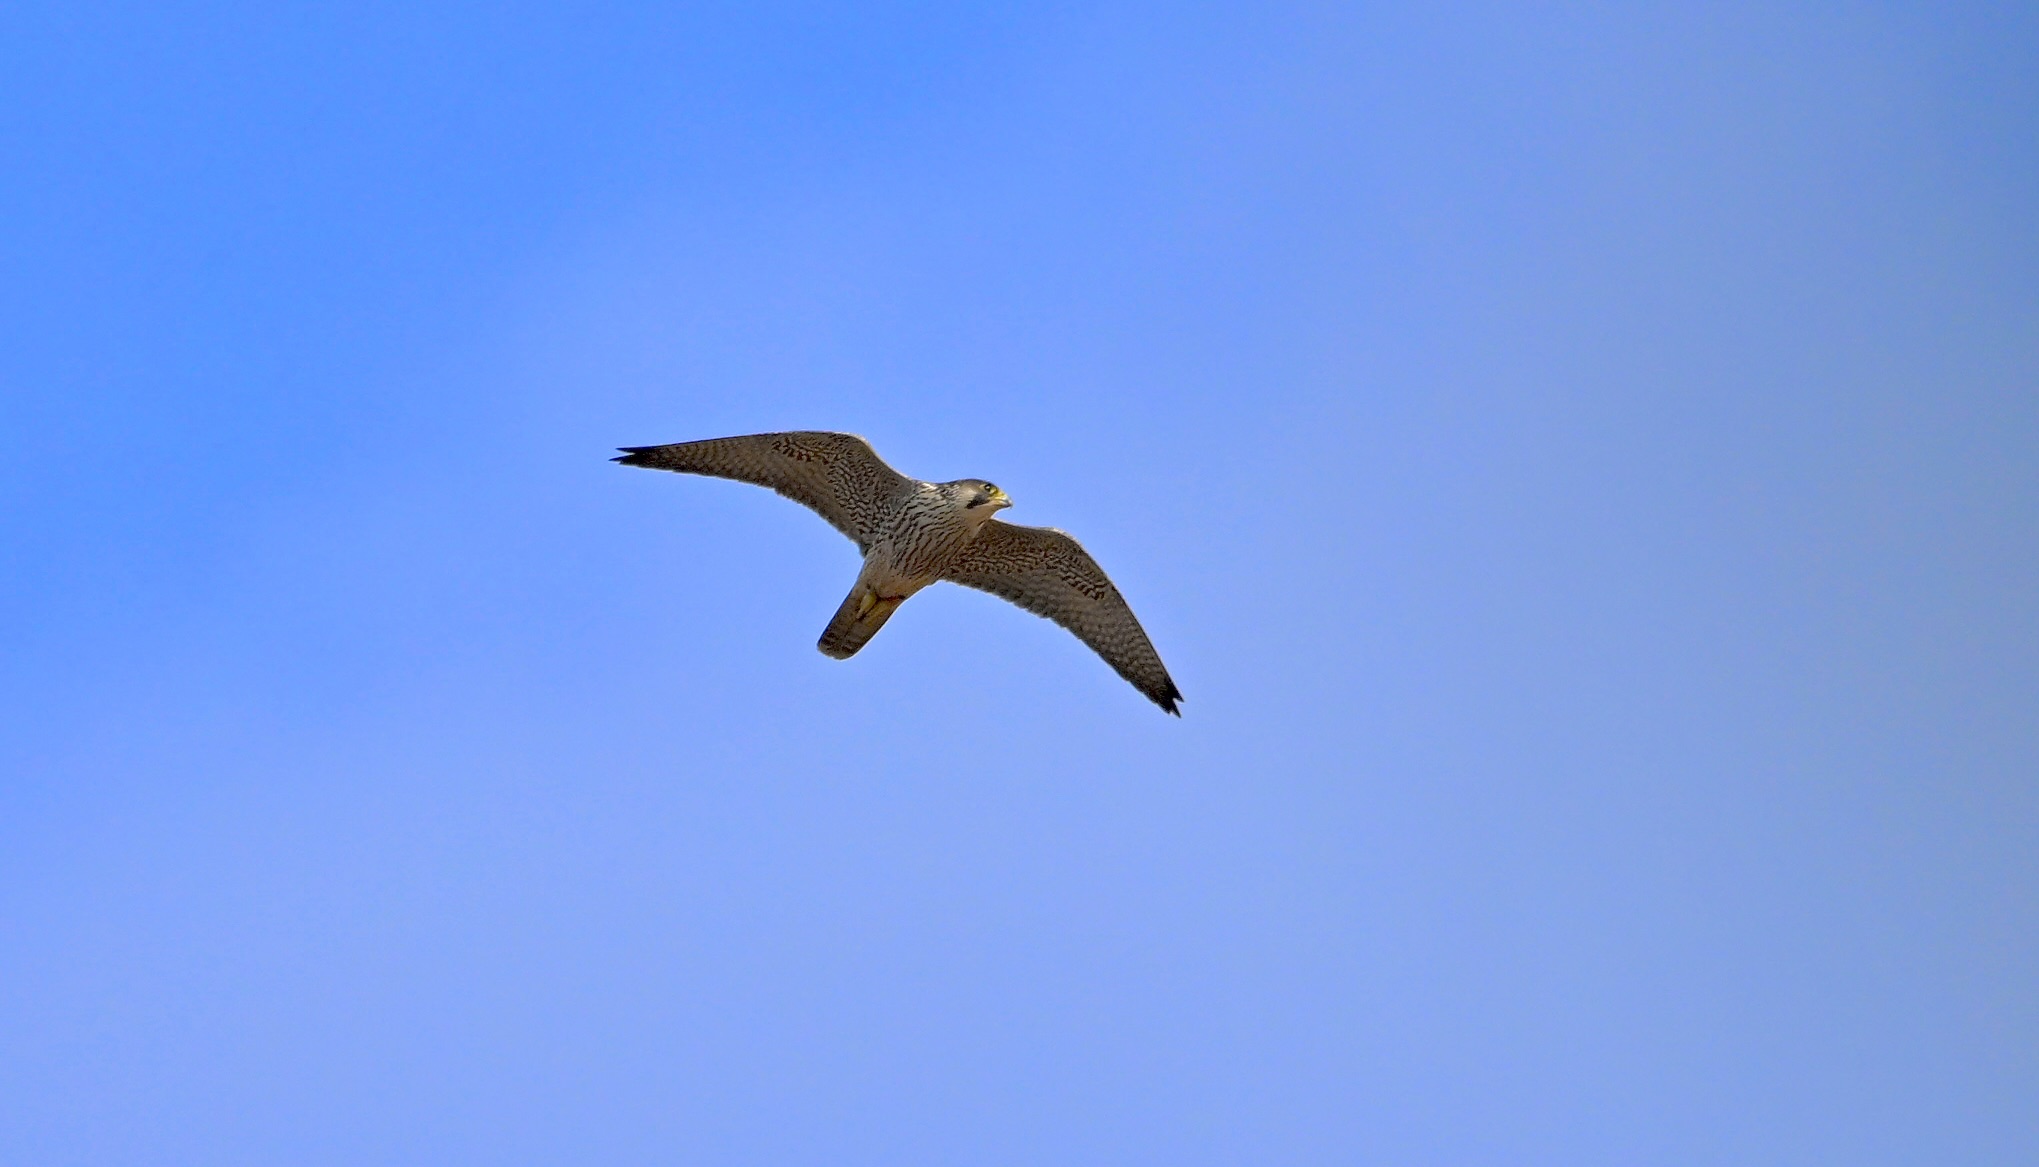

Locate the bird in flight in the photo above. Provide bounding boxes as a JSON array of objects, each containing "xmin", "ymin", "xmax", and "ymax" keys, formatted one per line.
[{"xmin": 614, "ymin": 431, "xmax": 1183, "ymax": 714}]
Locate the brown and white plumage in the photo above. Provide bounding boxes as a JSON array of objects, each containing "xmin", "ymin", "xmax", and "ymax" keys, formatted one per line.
[
  {"xmin": 612, "ymin": 432, "xmax": 912, "ymax": 552},
  {"xmin": 940, "ymin": 521, "xmax": 1183, "ymax": 715},
  {"xmin": 614, "ymin": 430, "xmax": 1183, "ymax": 714}
]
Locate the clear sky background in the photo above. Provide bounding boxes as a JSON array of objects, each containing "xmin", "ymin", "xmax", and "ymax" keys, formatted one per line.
[{"xmin": 3, "ymin": 3, "xmax": 2035, "ymax": 1163}]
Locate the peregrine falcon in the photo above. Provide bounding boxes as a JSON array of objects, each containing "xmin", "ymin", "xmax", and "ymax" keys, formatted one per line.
[{"xmin": 614, "ymin": 431, "xmax": 1183, "ymax": 715}]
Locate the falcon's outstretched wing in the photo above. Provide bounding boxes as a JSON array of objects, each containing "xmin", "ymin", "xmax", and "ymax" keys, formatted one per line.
[
  {"xmin": 942, "ymin": 520, "xmax": 1182, "ymax": 715},
  {"xmin": 614, "ymin": 432, "xmax": 913, "ymax": 551}
]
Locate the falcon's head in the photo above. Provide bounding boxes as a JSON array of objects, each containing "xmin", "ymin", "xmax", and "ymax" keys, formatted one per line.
[{"xmin": 954, "ymin": 480, "xmax": 1013, "ymax": 514}]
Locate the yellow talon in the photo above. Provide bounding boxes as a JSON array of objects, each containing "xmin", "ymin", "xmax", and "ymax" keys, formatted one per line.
[{"xmin": 854, "ymin": 590, "xmax": 878, "ymax": 618}]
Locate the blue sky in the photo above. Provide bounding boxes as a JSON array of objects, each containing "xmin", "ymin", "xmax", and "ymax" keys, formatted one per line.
[{"xmin": 3, "ymin": 3, "xmax": 2035, "ymax": 1163}]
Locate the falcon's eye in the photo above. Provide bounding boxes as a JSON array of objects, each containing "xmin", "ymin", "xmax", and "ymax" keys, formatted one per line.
[{"xmin": 983, "ymin": 484, "xmax": 997, "ymax": 495}]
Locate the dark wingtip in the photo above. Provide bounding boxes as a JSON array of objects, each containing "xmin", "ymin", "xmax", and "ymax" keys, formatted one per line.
[{"xmin": 613, "ymin": 446, "xmax": 653, "ymax": 466}]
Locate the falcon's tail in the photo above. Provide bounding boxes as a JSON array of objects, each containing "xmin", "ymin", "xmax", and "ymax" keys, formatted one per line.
[{"xmin": 818, "ymin": 586, "xmax": 904, "ymax": 660}]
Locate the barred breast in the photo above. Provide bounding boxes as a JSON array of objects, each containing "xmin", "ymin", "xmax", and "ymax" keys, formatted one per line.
[{"xmin": 869, "ymin": 485, "xmax": 979, "ymax": 584}]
